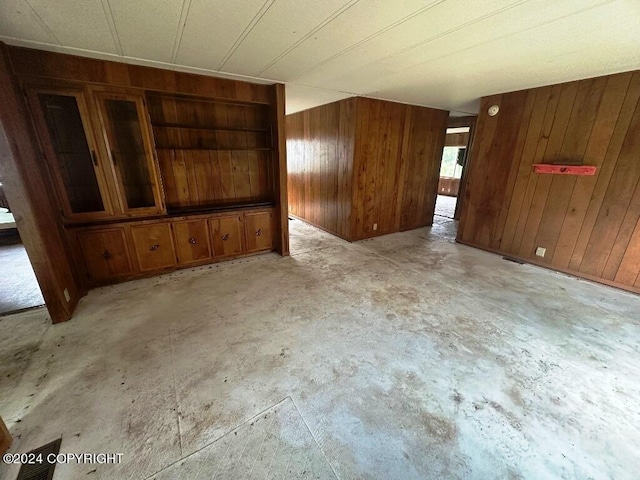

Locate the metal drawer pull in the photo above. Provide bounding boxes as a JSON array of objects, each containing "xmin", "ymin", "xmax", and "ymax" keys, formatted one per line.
[
  {"xmin": 255, "ymin": 229, "xmax": 261, "ymax": 236},
  {"xmin": 222, "ymin": 234, "xmax": 229, "ymax": 241},
  {"xmin": 189, "ymin": 237, "xmax": 197, "ymax": 245},
  {"xmin": 102, "ymin": 250, "xmax": 112, "ymax": 260},
  {"xmin": 150, "ymin": 244, "xmax": 160, "ymax": 251}
]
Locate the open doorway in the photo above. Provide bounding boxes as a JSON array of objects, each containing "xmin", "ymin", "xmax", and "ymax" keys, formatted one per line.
[
  {"xmin": 433, "ymin": 117, "xmax": 476, "ymax": 241},
  {"xmin": 0, "ymin": 181, "xmax": 44, "ymax": 316},
  {"xmin": 434, "ymin": 126, "xmax": 469, "ymax": 220}
]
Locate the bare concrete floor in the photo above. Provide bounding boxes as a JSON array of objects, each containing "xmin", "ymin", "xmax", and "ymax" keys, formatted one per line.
[
  {"xmin": 1, "ymin": 218, "xmax": 639, "ymax": 479},
  {"xmin": 0, "ymin": 243, "xmax": 45, "ymax": 315}
]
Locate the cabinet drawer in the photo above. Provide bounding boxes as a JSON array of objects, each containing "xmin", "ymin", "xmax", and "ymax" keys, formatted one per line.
[
  {"xmin": 131, "ymin": 223, "xmax": 176, "ymax": 272},
  {"xmin": 209, "ymin": 215, "xmax": 244, "ymax": 258},
  {"xmin": 244, "ymin": 211, "xmax": 274, "ymax": 253},
  {"xmin": 78, "ymin": 228, "xmax": 133, "ymax": 281},
  {"xmin": 172, "ymin": 220, "xmax": 212, "ymax": 265}
]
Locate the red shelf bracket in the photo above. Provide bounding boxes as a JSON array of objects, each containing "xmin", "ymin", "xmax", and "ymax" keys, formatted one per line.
[{"xmin": 532, "ymin": 164, "xmax": 597, "ymax": 176}]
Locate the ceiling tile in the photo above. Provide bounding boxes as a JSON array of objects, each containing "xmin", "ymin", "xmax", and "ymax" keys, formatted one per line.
[
  {"xmin": 25, "ymin": 0, "xmax": 118, "ymax": 53},
  {"xmin": 108, "ymin": 0, "xmax": 184, "ymax": 62},
  {"xmin": 260, "ymin": 0, "xmax": 442, "ymax": 81},
  {"xmin": 176, "ymin": 0, "xmax": 267, "ymax": 70},
  {"xmin": 294, "ymin": 0, "xmax": 522, "ymax": 86},
  {"xmin": 0, "ymin": 0, "xmax": 56, "ymax": 44},
  {"xmin": 220, "ymin": 0, "xmax": 353, "ymax": 77},
  {"xmin": 305, "ymin": 0, "xmax": 622, "ymax": 98}
]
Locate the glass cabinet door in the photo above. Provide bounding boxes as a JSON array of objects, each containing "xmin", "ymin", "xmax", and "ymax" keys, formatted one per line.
[
  {"xmin": 30, "ymin": 89, "xmax": 113, "ymax": 220},
  {"xmin": 94, "ymin": 93, "xmax": 164, "ymax": 215}
]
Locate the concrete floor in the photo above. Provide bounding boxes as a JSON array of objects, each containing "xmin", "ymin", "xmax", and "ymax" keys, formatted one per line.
[
  {"xmin": 434, "ymin": 194, "xmax": 458, "ymax": 219},
  {"xmin": 1, "ymin": 217, "xmax": 639, "ymax": 479}
]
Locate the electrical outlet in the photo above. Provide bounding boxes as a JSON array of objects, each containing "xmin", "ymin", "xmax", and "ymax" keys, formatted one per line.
[
  {"xmin": 373, "ymin": 223, "xmax": 378, "ymax": 231},
  {"xmin": 63, "ymin": 288, "xmax": 71, "ymax": 302},
  {"xmin": 535, "ymin": 247, "xmax": 546, "ymax": 258}
]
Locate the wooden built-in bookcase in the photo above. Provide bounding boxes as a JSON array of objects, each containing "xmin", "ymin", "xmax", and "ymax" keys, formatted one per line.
[
  {"xmin": 146, "ymin": 94, "xmax": 275, "ymax": 211},
  {"xmin": 4, "ymin": 45, "xmax": 288, "ymax": 289}
]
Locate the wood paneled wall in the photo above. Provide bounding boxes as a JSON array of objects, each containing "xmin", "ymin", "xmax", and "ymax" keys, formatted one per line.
[
  {"xmin": 458, "ymin": 70, "xmax": 640, "ymax": 293},
  {"xmin": 287, "ymin": 97, "xmax": 448, "ymax": 241},
  {"xmin": 287, "ymin": 98, "xmax": 356, "ymax": 240},
  {"xmin": 0, "ymin": 44, "xmax": 83, "ymax": 322}
]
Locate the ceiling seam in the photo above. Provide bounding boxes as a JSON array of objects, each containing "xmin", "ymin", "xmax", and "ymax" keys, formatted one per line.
[
  {"xmin": 217, "ymin": 0, "xmax": 275, "ymax": 71},
  {"xmin": 171, "ymin": 0, "xmax": 193, "ymax": 64},
  {"xmin": 256, "ymin": 0, "xmax": 361, "ymax": 76},
  {"xmin": 22, "ymin": 0, "xmax": 60, "ymax": 46},
  {"xmin": 383, "ymin": 0, "xmax": 619, "ymax": 82},
  {"xmin": 304, "ymin": 0, "xmax": 532, "ymax": 84},
  {"xmin": 290, "ymin": 0, "xmax": 447, "ymax": 80},
  {"xmin": 100, "ymin": 0, "xmax": 123, "ymax": 56}
]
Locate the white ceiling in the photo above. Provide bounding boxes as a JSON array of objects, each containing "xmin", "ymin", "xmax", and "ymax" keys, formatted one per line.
[{"xmin": 1, "ymin": 0, "xmax": 639, "ymax": 115}]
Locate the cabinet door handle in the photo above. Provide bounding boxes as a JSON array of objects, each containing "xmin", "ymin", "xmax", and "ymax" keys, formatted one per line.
[
  {"xmin": 255, "ymin": 229, "xmax": 262, "ymax": 237},
  {"xmin": 111, "ymin": 149, "xmax": 117, "ymax": 166},
  {"xmin": 91, "ymin": 150, "xmax": 98, "ymax": 166},
  {"xmin": 102, "ymin": 250, "xmax": 112, "ymax": 260},
  {"xmin": 221, "ymin": 234, "xmax": 229, "ymax": 241},
  {"xmin": 150, "ymin": 244, "xmax": 160, "ymax": 251},
  {"xmin": 189, "ymin": 237, "xmax": 197, "ymax": 245}
]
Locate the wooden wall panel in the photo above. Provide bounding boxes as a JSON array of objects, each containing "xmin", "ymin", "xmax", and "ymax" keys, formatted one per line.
[
  {"xmin": 8, "ymin": 47, "xmax": 272, "ymax": 103},
  {"xmin": 397, "ymin": 105, "xmax": 449, "ymax": 233},
  {"xmin": 286, "ymin": 99, "xmax": 356, "ymax": 240},
  {"xmin": 287, "ymin": 97, "xmax": 448, "ymax": 241},
  {"xmin": 458, "ymin": 70, "xmax": 640, "ymax": 294},
  {"xmin": 0, "ymin": 44, "xmax": 84, "ymax": 322},
  {"xmin": 352, "ymin": 98, "xmax": 407, "ymax": 239}
]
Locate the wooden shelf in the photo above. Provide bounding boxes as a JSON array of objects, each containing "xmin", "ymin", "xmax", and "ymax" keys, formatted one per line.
[
  {"xmin": 167, "ymin": 200, "xmax": 275, "ymax": 215},
  {"xmin": 156, "ymin": 147, "xmax": 272, "ymax": 152},
  {"xmin": 152, "ymin": 123, "xmax": 269, "ymax": 133},
  {"xmin": 147, "ymin": 92, "xmax": 271, "ymax": 108}
]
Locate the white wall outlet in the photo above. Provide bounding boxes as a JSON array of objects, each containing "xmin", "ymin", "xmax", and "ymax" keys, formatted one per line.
[
  {"xmin": 535, "ymin": 247, "xmax": 546, "ymax": 258},
  {"xmin": 373, "ymin": 223, "xmax": 378, "ymax": 231},
  {"xmin": 63, "ymin": 288, "xmax": 71, "ymax": 302}
]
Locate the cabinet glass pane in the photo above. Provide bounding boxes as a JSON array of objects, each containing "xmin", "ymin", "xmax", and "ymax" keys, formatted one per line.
[
  {"xmin": 103, "ymin": 99, "xmax": 155, "ymax": 209},
  {"xmin": 38, "ymin": 94, "xmax": 104, "ymax": 213}
]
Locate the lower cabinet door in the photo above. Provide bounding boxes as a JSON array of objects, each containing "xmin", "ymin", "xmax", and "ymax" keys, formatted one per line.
[
  {"xmin": 172, "ymin": 219, "xmax": 212, "ymax": 265},
  {"xmin": 244, "ymin": 211, "xmax": 274, "ymax": 253},
  {"xmin": 209, "ymin": 215, "xmax": 244, "ymax": 258},
  {"xmin": 78, "ymin": 228, "xmax": 133, "ymax": 282},
  {"xmin": 131, "ymin": 223, "xmax": 176, "ymax": 272}
]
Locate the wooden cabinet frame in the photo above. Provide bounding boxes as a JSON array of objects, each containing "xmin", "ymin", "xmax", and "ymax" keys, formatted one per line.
[
  {"xmin": 91, "ymin": 88, "xmax": 165, "ymax": 217},
  {"xmin": 24, "ymin": 83, "xmax": 117, "ymax": 222}
]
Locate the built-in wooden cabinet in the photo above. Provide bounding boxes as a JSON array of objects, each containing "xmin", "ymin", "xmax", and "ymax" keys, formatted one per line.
[
  {"xmin": 210, "ymin": 215, "xmax": 245, "ymax": 258},
  {"xmin": 131, "ymin": 223, "xmax": 176, "ymax": 272},
  {"xmin": 93, "ymin": 90, "xmax": 165, "ymax": 216},
  {"xmin": 10, "ymin": 46, "xmax": 287, "ymax": 292},
  {"xmin": 28, "ymin": 86, "xmax": 115, "ymax": 221},
  {"xmin": 70, "ymin": 207, "xmax": 275, "ymax": 285},
  {"xmin": 78, "ymin": 228, "xmax": 133, "ymax": 281},
  {"xmin": 172, "ymin": 219, "xmax": 212, "ymax": 265},
  {"xmin": 244, "ymin": 211, "xmax": 274, "ymax": 253},
  {"xmin": 27, "ymin": 83, "xmax": 165, "ymax": 222}
]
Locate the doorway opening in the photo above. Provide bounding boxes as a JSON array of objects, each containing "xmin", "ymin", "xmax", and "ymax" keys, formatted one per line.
[
  {"xmin": 432, "ymin": 118, "xmax": 476, "ymax": 241},
  {"xmin": 435, "ymin": 126, "xmax": 469, "ymax": 220},
  {"xmin": 0, "ymin": 181, "xmax": 45, "ymax": 316}
]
